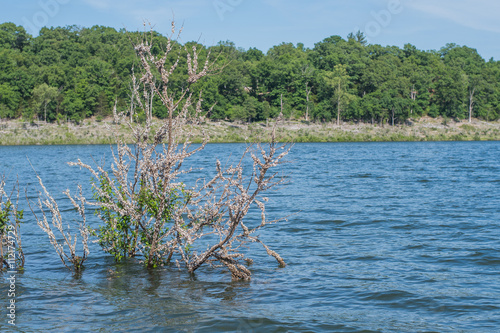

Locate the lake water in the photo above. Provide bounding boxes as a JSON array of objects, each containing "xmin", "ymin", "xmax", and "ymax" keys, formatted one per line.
[{"xmin": 0, "ymin": 142, "xmax": 499, "ymax": 332}]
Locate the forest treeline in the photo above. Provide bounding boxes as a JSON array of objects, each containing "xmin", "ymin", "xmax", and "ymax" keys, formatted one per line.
[{"xmin": 1, "ymin": 22, "xmax": 499, "ymax": 124}]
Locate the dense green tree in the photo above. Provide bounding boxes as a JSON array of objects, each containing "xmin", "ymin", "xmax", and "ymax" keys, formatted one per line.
[
  {"xmin": 0, "ymin": 23, "xmax": 30, "ymax": 51},
  {"xmin": 347, "ymin": 30, "xmax": 367, "ymax": 46},
  {"xmin": 0, "ymin": 22, "xmax": 499, "ymax": 124},
  {"xmin": 433, "ymin": 66, "xmax": 468, "ymax": 119},
  {"xmin": 323, "ymin": 64, "xmax": 355, "ymax": 125},
  {"xmin": 478, "ymin": 61, "xmax": 500, "ymax": 120},
  {"xmin": 32, "ymin": 83, "xmax": 59, "ymax": 122},
  {"xmin": 0, "ymin": 83, "xmax": 20, "ymax": 118}
]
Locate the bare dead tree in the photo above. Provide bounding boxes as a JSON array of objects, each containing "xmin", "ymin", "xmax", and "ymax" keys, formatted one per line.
[
  {"xmin": 182, "ymin": 121, "xmax": 290, "ymax": 279},
  {"xmin": 29, "ymin": 171, "xmax": 89, "ymax": 272},
  {"xmin": 67, "ymin": 21, "xmax": 290, "ymax": 279}
]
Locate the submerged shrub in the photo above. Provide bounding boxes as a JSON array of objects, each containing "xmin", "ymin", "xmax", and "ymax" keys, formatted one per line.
[
  {"xmin": 30, "ymin": 22, "xmax": 290, "ymax": 280},
  {"xmin": 0, "ymin": 177, "xmax": 25, "ymax": 270}
]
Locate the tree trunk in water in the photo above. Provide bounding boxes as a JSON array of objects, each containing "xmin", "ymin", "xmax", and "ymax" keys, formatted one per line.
[
  {"xmin": 150, "ymin": 85, "xmax": 154, "ymax": 120},
  {"xmin": 129, "ymin": 93, "xmax": 134, "ymax": 123},
  {"xmin": 168, "ymin": 103, "xmax": 173, "ymax": 152}
]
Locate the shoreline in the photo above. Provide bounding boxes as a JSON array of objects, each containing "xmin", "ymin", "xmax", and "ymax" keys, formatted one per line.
[{"xmin": 1, "ymin": 117, "xmax": 499, "ymax": 145}]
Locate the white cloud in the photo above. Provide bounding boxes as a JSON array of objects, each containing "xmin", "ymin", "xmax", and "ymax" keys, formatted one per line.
[{"xmin": 406, "ymin": 0, "xmax": 500, "ymax": 33}]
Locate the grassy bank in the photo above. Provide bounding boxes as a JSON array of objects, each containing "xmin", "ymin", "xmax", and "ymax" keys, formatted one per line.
[{"xmin": 1, "ymin": 117, "xmax": 499, "ymax": 145}]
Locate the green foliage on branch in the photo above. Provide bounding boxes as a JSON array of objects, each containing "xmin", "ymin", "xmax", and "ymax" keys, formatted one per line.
[
  {"xmin": 90, "ymin": 175, "xmax": 136, "ymax": 262},
  {"xmin": 0, "ymin": 201, "xmax": 24, "ymax": 233},
  {"xmin": 91, "ymin": 174, "xmax": 189, "ymax": 268},
  {"xmin": 0, "ymin": 178, "xmax": 25, "ymax": 270}
]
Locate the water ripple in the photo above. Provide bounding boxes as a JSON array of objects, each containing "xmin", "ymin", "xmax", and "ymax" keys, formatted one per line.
[{"xmin": 0, "ymin": 142, "xmax": 499, "ymax": 332}]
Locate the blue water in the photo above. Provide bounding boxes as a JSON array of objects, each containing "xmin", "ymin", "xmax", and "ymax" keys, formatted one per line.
[{"xmin": 1, "ymin": 142, "xmax": 499, "ymax": 332}]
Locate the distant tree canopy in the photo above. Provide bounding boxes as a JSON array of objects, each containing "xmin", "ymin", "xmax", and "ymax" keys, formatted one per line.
[{"xmin": 0, "ymin": 22, "xmax": 499, "ymax": 124}]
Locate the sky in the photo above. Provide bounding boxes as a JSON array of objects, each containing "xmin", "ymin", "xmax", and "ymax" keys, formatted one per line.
[{"xmin": 1, "ymin": 0, "xmax": 499, "ymax": 60}]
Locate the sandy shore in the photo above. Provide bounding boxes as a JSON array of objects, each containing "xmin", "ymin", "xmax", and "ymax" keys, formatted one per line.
[{"xmin": 1, "ymin": 116, "xmax": 499, "ymax": 145}]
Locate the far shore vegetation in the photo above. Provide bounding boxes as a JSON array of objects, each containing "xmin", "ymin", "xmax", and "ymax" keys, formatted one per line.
[
  {"xmin": 0, "ymin": 22, "xmax": 499, "ymax": 145},
  {"xmin": 1, "ymin": 116, "xmax": 499, "ymax": 145}
]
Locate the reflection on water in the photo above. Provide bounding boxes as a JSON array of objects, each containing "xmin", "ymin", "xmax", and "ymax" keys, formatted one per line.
[{"xmin": 0, "ymin": 142, "xmax": 499, "ymax": 332}]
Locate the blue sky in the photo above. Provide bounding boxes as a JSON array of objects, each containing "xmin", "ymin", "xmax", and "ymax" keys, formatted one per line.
[{"xmin": 1, "ymin": 0, "xmax": 499, "ymax": 60}]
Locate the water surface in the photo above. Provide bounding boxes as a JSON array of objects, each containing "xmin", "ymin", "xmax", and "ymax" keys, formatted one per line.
[{"xmin": 0, "ymin": 142, "xmax": 499, "ymax": 332}]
